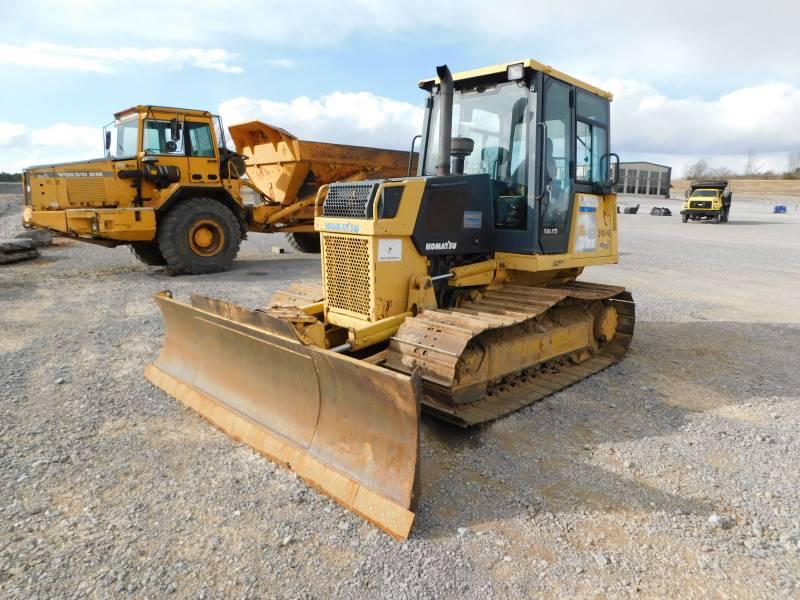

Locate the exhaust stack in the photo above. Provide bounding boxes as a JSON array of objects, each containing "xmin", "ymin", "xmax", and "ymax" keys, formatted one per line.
[{"xmin": 435, "ymin": 65, "xmax": 453, "ymax": 176}]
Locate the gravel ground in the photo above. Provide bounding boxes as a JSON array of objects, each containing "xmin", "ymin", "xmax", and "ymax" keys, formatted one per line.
[{"xmin": 1, "ymin": 194, "xmax": 799, "ymax": 599}]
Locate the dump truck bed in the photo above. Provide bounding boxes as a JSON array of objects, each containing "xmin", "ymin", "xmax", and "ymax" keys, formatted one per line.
[
  {"xmin": 689, "ymin": 179, "xmax": 728, "ymax": 193},
  {"xmin": 229, "ymin": 122, "xmax": 416, "ymax": 205}
]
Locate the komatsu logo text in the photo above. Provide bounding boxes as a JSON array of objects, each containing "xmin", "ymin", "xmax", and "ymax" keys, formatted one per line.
[
  {"xmin": 425, "ymin": 241, "xmax": 457, "ymax": 251},
  {"xmin": 324, "ymin": 222, "xmax": 360, "ymax": 233}
]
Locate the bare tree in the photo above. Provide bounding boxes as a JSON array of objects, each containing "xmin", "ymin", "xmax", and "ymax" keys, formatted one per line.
[
  {"xmin": 684, "ymin": 159, "xmax": 708, "ymax": 180},
  {"xmin": 788, "ymin": 151, "xmax": 800, "ymax": 174},
  {"xmin": 744, "ymin": 151, "xmax": 764, "ymax": 177}
]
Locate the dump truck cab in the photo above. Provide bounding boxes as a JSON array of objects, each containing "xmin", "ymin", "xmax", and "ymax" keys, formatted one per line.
[{"xmin": 681, "ymin": 180, "xmax": 731, "ymax": 223}]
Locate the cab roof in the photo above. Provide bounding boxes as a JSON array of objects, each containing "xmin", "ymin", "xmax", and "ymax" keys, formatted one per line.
[
  {"xmin": 419, "ymin": 59, "xmax": 613, "ymax": 101},
  {"xmin": 113, "ymin": 105, "xmax": 213, "ymax": 119}
]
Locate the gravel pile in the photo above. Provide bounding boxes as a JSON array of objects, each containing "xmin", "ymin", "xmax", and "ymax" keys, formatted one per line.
[{"xmin": 1, "ymin": 195, "xmax": 799, "ymax": 598}]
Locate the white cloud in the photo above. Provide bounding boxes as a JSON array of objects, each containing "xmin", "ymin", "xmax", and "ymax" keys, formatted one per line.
[
  {"xmin": 0, "ymin": 123, "xmax": 102, "ymax": 171},
  {"xmin": 0, "ymin": 122, "xmax": 27, "ymax": 146},
  {"xmin": 585, "ymin": 77, "xmax": 800, "ymax": 173},
  {"xmin": 219, "ymin": 81, "xmax": 800, "ymax": 175},
  {"xmin": 30, "ymin": 124, "xmax": 101, "ymax": 149},
  {"xmin": 219, "ymin": 92, "xmax": 424, "ymax": 150},
  {"xmin": 3, "ymin": 1, "xmax": 798, "ymax": 85},
  {"xmin": 4, "ymin": 78, "xmax": 799, "ymax": 175},
  {"xmin": 0, "ymin": 43, "xmax": 243, "ymax": 74}
]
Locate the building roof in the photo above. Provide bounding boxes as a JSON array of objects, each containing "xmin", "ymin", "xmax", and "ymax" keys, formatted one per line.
[
  {"xmin": 619, "ymin": 161, "xmax": 672, "ymax": 170},
  {"xmin": 419, "ymin": 59, "xmax": 613, "ymax": 100}
]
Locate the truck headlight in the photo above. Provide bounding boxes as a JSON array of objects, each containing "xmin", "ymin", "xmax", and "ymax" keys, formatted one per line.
[{"xmin": 507, "ymin": 63, "xmax": 524, "ymax": 81}]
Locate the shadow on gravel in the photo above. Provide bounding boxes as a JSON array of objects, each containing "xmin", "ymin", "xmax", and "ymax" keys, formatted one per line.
[
  {"xmin": 689, "ymin": 220, "xmax": 788, "ymax": 225},
  {"xmin": 415, "ymin": 320, "xmax": 799, "ymax": 538},
  {"xmin": 140, "ymin": 257, "xmax": 321, "ymax": 284}
]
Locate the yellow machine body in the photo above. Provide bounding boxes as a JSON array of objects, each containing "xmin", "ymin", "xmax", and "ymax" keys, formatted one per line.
[
  {"xmin": 22, "ymin": 106, "xmax": 413, "ymax": 268},
  {"xmin": 147, "ymin": 60, "xmax": 635, "ymax": 539}
]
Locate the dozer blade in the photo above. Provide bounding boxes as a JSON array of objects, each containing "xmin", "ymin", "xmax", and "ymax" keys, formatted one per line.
[{"xmin": 144, "ymin": 291, "xmax": 420, "ymax": 539}]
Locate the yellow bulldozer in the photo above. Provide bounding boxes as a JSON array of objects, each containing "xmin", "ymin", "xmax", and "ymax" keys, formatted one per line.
[
  {"xmin": 145, "ymin": 60, "xmax": 635, "ymax": 539},
  {"xmin": 22, "ymin": 106, "xmax": 413, "ymax": 273}
]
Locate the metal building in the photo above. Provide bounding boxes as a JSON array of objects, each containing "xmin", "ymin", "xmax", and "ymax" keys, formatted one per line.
[
  {"xmin": 612, "ymin": 161, "xmax": 671, "ymax": 198},
  {"xmin": 0, "ymin": 181, "xmax": 23, "ymax": 195}
]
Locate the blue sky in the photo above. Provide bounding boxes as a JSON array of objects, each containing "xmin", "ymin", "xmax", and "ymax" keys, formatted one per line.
[{"xmin": 1, "ymin": 0, "xmax": 798, "ymax": 174}]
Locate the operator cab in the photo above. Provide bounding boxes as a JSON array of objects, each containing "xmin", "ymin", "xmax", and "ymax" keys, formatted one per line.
[{"xmin": 418, "ymin": 61, "xmax": 617, "ymax": 255}]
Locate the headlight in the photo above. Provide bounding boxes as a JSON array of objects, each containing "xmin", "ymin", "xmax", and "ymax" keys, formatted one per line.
[{"xmin": 507, "ymin": 63, "xmax": 524, "ymax": 81}]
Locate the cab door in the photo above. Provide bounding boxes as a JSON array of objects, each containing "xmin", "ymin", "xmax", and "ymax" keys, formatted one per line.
[
  {"xmin": 141, "ymin": 117, "xmax": 189, "ymax": 200},
  {"xmin": 184, "ymin": 119, "xmax": 220, "ymax": 185},
  {"xmin": 537, "ymin": 76, "xmax": 574, "ymax": 254}
]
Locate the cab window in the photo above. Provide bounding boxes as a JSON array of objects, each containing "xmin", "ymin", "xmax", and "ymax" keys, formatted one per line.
[
  {"xmin": 575, "ymin": 91, "xmax": 609, "ymax": 183},
  {"xmin": 143, "ymin": 120, "xmax": 184, "ymax": 155},
  {"xmin": 187, "ymin": 122, "xmax": 216, "ymax": 158}
]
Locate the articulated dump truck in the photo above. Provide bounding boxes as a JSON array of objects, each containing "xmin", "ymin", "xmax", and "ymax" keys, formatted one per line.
[
  {"xmin": 145, "ymin": 60, "xmax": 636, "ymax": 538},
  {"xmin": 22, "ymin": 107, "xmax": 413, "ymax": 273}
]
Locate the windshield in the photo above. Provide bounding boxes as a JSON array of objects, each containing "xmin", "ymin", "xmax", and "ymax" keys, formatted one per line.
[
  {"xmin": 105, "ymin": 118, "xmax": 139, "ymax": 159},
  {"xmin": 691, "ymin": 189, "xmax": 719, "ymax": 197},
  {"xmin": 425, "ymin": 81, "xmax": 529, "ymax": 195}
]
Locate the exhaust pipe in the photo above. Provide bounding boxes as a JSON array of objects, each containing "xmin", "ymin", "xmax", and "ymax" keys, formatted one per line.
[{"xmin": 435, "ymin": 65, "xmax": 453, "ymax": 176}]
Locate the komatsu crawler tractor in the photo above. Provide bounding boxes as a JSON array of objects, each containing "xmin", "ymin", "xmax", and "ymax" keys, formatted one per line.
[{"xmin": 146, "ymin": 60, "xmax": 635, "ymax": 539}]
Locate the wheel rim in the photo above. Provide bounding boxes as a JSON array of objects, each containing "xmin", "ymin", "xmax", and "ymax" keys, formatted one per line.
[{"xmin": 188, "ymin": 219, "xmax": 225, "ymax": 257}]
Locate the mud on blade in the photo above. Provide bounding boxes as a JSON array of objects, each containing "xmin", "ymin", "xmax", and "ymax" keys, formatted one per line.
[{"xmin": 144, "ymin": 291, "xmax": 420, "ymax": 539}]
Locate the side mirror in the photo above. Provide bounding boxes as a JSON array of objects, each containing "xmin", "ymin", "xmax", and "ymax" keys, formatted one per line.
[
  {"xmin": 594, "ymin": 152, "xmax": 620, "ymax": 194},
  {"xmin": 105, "ymin": 130, "xmax": 111, "ymax": 151},
  {"xmin": 605, "ymin": 153, "xmax": 621, "ymax": 186},
  {"xmin": 169, "ymin": 118, "xmax": 181, "ymax": 142}
]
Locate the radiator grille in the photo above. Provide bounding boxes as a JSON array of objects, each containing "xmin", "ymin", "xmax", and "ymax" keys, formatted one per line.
[
  {"xmin": 323, "ymin": 181, "xmax": 379, "ymax": 218},
  {"xmin": 323, "ymin": 234, "xmax": 372, "ymax": 318},
  {"xmin": 689, "ymin": 200, "xmax": 712, "ymax": 209},
  {"xmin": 66, "ymin": 178, "xmax": 105, "ymax": 204}
]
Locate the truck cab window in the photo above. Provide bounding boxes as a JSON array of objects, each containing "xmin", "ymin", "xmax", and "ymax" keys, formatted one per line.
[
  {"xmin": 425, "ymin": 81, "xmax": 530, "ymax": 229},
  {"xmin": 143, "ymin": 120, "xmax": 184, "ymax": 155},
  {"xmin": 541, "ymin": 78, "xmax": 571, "ymax": 231},
  {"xmin": 575, "ymin": 91, "xmax": 609, "ymax": 183},
  {"xmin": 113, "ymin": 118, "xmax": 139, "ymax": 159},
  {"xmin": 187, "ymin": 122, "xmax": 216, "ymax": 158}
]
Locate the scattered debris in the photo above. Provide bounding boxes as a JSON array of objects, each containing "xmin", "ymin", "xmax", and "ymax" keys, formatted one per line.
[
  {"xmin": 0, "ymin": 237, "xmax": 39, "ymax": 264},
  {"xmin": 622, "ymin": 204, "xmax": 640, "ymax": 214},
  {"xmin": 15, "ymin": 228, "xmax": 54, "ymax": 247},
  {"xmin": 707, "ymin": 514, "xmax": 734, "ymax": 530},
  {"xmin": 650, "ymin": 206, "xmax": 672, "ymax": 216}
]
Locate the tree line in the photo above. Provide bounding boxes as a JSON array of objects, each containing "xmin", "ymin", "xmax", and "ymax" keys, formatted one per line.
[
  {"xmin": 0, "ymin": 172, "xmax": 22, "ymax": 182},
  {"xmin": 684, "ymin": 152, "xmax": 800, "ymax": 180}
]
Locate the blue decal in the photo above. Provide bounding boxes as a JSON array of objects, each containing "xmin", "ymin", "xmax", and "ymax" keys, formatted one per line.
[{"xmin": 463, "ymin": 210, "xmax": 482, "ymax": 229}]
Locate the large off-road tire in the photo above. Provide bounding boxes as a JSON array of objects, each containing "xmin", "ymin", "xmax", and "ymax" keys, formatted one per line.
[
  {"xmin": 129, "ymin": 241, "xmax": 168, "ymax": 266},
  {"xmin": 714, "ymin": 211, "xmax": 722, "ymax": 224},
  {"xmin": 158, "ymin": 198, "xmax": 242, "ymax": 274},
  {"xmin": 285, "ymin": 232, "xmax": 321, "ymax": 254},
  {"xmin": 681, "ymin": 213, "xmax": 688, "ymax": 223}
]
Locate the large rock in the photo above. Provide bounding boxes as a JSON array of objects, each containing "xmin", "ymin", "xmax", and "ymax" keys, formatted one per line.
[
  {"xmin": 15, "ymin": 228, "xmax": 54, "ymax": 247},
  {"xmin": 0, "ymin": 238, "xmax": 40, "ymax": 264}
]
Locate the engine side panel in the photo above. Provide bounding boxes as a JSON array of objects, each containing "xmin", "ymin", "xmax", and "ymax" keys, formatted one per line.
[{"xmin": 410, "ymin": 174, "xmax": 494, "ymax": 257}]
